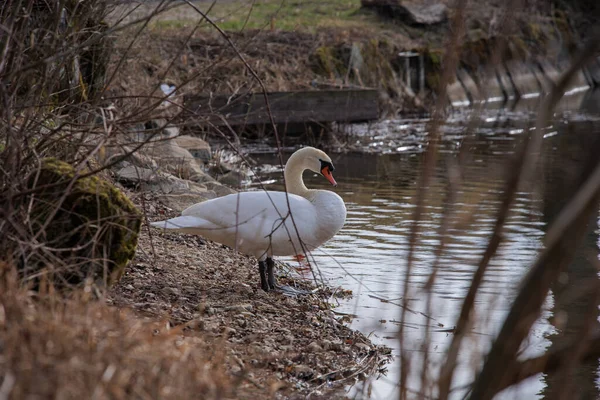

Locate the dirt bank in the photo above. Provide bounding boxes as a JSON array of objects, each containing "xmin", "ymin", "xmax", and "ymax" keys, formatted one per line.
[{"xmin": 106, "ymin": 0, "xmax": 591, "ymax": 122}]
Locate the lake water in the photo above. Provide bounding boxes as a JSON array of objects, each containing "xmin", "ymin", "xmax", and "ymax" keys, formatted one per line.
[{"xmin": 248, "ymin": 89, "xmax": 600, "ymax": 399}]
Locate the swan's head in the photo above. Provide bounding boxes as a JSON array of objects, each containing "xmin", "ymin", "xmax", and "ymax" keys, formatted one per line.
[{"xmin": 289, "ymin": 146, "xmax": 337, "ymax": 186}]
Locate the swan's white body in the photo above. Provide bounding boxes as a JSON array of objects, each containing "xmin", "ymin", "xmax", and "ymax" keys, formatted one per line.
[{"xmin": 150, "ymin": 147, "xmax": 347, "ymax": 262}]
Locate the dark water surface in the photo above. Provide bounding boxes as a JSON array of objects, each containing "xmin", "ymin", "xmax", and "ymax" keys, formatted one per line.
[{"xmin": 250, "ymin": 90, "xmax": 600, "ymax": 399}]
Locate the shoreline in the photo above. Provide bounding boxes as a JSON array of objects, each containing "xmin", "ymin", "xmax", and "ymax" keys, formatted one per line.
[{"xmin": 108, "ymin": 188, "xmax": 392, "ymax": 398}]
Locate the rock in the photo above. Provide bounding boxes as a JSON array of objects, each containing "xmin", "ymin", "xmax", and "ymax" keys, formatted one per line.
[
  {"xmin": 145, "ymin": 119, "xmax": 167, "ymax": 131},
  {"xmin": 225, "ymin": 304, "xmax": 254, "ymax": 312},
  {"xmin": 306, "ymin": 341, "xmax": 323, "ymax": 352},
  {"xmin": 223, "ymin": 327, "xmax": 237, "ymax": 337},
  {"xmin": 187, "ymin": 182, "xmax": 211, "ymax": 194},
  {"xmin": 103, "ymin": 145, "xmax": 158, "ymax": 170},
  {"xmin": 281, "ymin": 335, "xmax": 295, "ymax": 345},
  {"xmin": 320, "ymin": 340, "xmax": 332, "ymax": 350},
  {"xmin": 204, "ymin": 306, "xmax": 216, "ymax": 316},
  {"xmin": 354, "ymin": 342, "xmax": 371, "ymax": 351},
  {"xmin": 204, "ymin": 181, "xmax": 237, "ymax": 197},
  {"xmin": 116, "ymin": 165, "xmax": 159, "ymax": 183},
  {"xmin": 149, "ymin": 174, "xmax": 193, "ymax": 194},
  {"xmin": 361, "ymin": 0, "xmax": 447, "ymax": 25},
  {"xmin": 329, "ymin": 340, "xmax": 343, "ymax": 351},
  {"xmin": 279, "ymin": 345, "xmax": 295, "ymax": 352},
  {"xmin": 163, "ymin": 125, "xmax": 179, "ymax": 138},
  {"xmin": 217, "ymin": 170, "xmax": 248, "ymax": 187},
  {"xmin": 174, "ymin": 135, "xmax": 212, "ymax": 163},
  {"xmin": 157, "ymin": 193, "xmax": 217, "ymax": 213},
  {"xmin": 117, "ymin": 164, "xmax": 213, "ymax": 197},
  {"xmin": 125, "ymin": 123, "xmax": 148, "ymax": 143},
  {"xmin": 189, "ymin": 170, "xmax": 217, "ymax": 184},
  {"xmin": 144, "ymin": 140, "xmax": 204, "ymax": 180},
  {"xmin": 400, "ymin": 1, "xmax": 447, "ymax": 25},
  {"xmin": 19, "ymin": 158, "xmax": 141, "ymax": 289},
  {"xmin": 235, "ymin": 316, "xmax": 247, "ymax": 328},
  {"xmin": 293, "ymin": 365, "xmax": 314, "ymax": 379}
]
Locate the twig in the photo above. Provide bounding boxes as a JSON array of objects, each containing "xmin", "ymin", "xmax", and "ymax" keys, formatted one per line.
[{"xmin": 468, "ymin": 33, "xmax": 600, "ymax": 400}]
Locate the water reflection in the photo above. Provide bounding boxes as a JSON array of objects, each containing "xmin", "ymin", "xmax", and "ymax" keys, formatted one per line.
[
  {"xmin": 249, "ymin": 94, "xmax": 600, "ymax": 399},
  {"xmin": 539, "ymin": 118, "xmax": 600, "ymax": 400}
]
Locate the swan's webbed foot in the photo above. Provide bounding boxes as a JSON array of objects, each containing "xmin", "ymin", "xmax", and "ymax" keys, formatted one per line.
[
  {"xmin": 259, "ymin": 258, "xmax": 311, "ymax": 296},
  {"xmin": 275, "ymin": 285, "xmax": 311, "ymax": 297},
  {"xmin": 266, "ymin": 258, "xmax": 311, "ymax": 296}
]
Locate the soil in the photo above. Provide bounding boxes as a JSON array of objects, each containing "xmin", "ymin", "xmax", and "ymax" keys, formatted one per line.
[{"xmin": 108, "ymin": 189, "xmax": 391, "ymax": 399}]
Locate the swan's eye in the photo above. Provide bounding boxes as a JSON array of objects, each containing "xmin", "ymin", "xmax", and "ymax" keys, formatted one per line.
[{"xmin": 319, "ymin": 159, "xmax": 334, "ymax": 173}]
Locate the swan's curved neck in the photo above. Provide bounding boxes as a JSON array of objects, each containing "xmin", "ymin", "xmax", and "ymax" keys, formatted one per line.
[{"xmin": 284, "ymin": 154, "xmax": 310, "ymax": 198}]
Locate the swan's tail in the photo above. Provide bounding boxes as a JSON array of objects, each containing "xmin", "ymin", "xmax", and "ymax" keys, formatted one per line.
[{"xmin": 149, "ymin": 216, "xmax": 208, "ymax": 230}]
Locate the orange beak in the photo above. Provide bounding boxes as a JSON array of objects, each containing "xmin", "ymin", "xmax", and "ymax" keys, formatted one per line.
[{"xmin": 321, "ymin": 166, "xmax": 337, "ymax": 186}]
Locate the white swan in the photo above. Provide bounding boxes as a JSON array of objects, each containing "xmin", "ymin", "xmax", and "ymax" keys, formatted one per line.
[{"xmin": 150, "ymin": 146, "xmax": 347, "ymax": 292}]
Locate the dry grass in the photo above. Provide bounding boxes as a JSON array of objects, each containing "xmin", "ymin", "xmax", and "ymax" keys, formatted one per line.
[{"xmin": 0, "ymin": 266, "xmax": 234, "ymax": 400}]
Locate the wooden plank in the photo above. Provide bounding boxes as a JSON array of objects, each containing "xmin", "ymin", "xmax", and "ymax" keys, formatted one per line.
[{"xmin": 184, "ymin": 89, "xmax": 379, "ymax": 126}]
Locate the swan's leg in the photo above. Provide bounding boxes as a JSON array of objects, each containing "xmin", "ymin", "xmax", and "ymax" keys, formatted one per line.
[
  {"xmin": 266, "ymin": 257, "xmax": 277, "ymax": 290},
  {"xmin": 258, "ymin": 260, "xmax": 270, "ymax": 292}
]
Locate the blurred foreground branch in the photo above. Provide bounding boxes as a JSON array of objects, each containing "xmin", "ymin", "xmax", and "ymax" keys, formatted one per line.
[{"xmin": 469, "ymin": 33, "xmax": 600, "ymax": 400}]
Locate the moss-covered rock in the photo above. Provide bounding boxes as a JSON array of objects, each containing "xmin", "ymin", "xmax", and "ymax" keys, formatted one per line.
[{"xmin": 21, "ymin": 158, "xmax": 141, "ymax": 289}]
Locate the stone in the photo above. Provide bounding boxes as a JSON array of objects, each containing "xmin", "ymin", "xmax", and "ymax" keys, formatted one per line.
[
  {"xmin": 362, "ymin": 0, "xmax": 447, "ymax": 25},
  {"xmin": 174, "ymin": 135, "xmax": 212, "ymax": 163},
  {"xmin": 149, "ymin": 174, "xmax": 193, "ymax": 194},
  {"xmin": 125, "ymin": 123, "xmax": 151, "ymax": 144},
  {"xmin": 217, "ymin": 170, "xmax": 248, "ymax": 187},
  {"xmin": 306, "ymin": 341, "xmax": 323, "ymax": 352},
  {"xmin": 187, "ymin": 181, "xmax": 210, "ymax": 194},
  {"xmin": 19, "ymin": 158, "xmax": 141, "ymax": 289},
  {"xmin": 157, "ymin": 192, "xmax": 217, "ymax": 212},
  {"xmin": 115, "ymin": 165, "xmax": 159, "ymax": 183},
  {"xmin": 320, "ymin": 339, "xmax": 333, "ymax": 350},
  {"xmin": 102, "ymin": 143, "xmax": 158, "ymax": 170},
  {"xmin": 223, "ymin": 327, "xmax": 237, "ymax": 337},
  {"xmin": 116, "ymin": 165, "xmax": 215, "ymax": 199},
  {"xmin": 204, "ymin": 306, "xmax": 216, "ymax": 316},
  {"xmin": 329, "ymin": 340, "xmax": 343, "ymax": 351},
  {"xmin": 143, "ymin": 140, "xmax": 204, "ymax": 180},
  {"xmin": 225, "ymin": 304, "xmax": 254, "ymax": 312},
  {"xmin": 354, "ymin": 342, "xmax": 371, "ymax": 351},
  {"xmin": 145, "ymin": 119, "xmax": 167, "ymax": 131},
  {"xmin": 163, "ymin": 125, "xmax": 180, "ymax": 138},
  {"xmin": 189, "ymin": 170, "xmax": 216, "ymax": 184},
  {"xmin": 204, "ymin": 181, "xmax": 237, "ymax": 197},
  {"xmin": 293, "ymin": 365, "xmax": 314, "ymax": 379}
]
